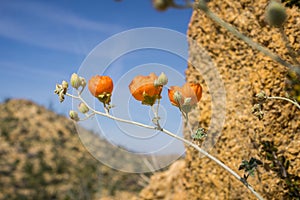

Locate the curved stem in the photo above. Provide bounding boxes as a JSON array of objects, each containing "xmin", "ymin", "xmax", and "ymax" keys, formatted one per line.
[
  {"xmin": 79, "ymin": 112, "xmax": 95, "ymax": 121},
  {"xmin": 182, "ymin": 112, "xmax": 194, "ymax": 137},
  {"xmin": 199, "ymin": 5, "xmax": 294, "ymax": 70},
  {"xmin": 170, "ymin": 1, "xmax": 194, "ymax": 9},
  {"xmin": 156, "ymin": 99, "xmax": 161, "ymax": 117},
  {"xmin": 267, "ymin": 96, "xmax": 300, "ymax": 110},
  {"xmin": 66, "ymin": 93, "xmax": 156, "ymax": 130},
  {"xmin": 161, "ymin": 128, "xmax": 264, "ymax": 200},
  {"xmin": 279, "ymin": 27, "xmax": 300, "ymax": 66},
  {"xmin": 68, "ymin": 92, "xmax": 264, "ymax": 199},
  {"xmin": 66, "ymin": 93, "xmax": 80, "ymax": 99}
]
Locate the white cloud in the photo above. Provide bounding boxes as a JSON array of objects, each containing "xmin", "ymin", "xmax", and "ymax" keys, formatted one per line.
[
  {"xmin": 0, "ymin": 61, "xmax": 67, "ymax": 80},
  {"xmin": 0, "ymin": 1, "xmax": 125, "ymax": 54},
  {"xmin": 4, "ymin": 1, "xmax": 123, "ymax": 34}
]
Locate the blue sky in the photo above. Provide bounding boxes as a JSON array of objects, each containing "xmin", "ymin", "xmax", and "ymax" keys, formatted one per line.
[
  {"xmin": 0, "ymin": 0, "xmax": 192, "ymax": 111},
  {"xmin": 0, "ymin": 1, "xmax": 194, "ymax": 159}
]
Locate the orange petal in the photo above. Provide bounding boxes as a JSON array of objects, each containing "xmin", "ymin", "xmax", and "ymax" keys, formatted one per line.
[{"xmin": 88, "ymin": 75, "xmax": 114, "ymax": 97}]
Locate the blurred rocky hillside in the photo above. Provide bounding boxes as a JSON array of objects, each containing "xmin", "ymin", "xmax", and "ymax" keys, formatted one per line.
[{"xmin": 0, "ymin": 99, "xmax": 144, "ymax": 200}]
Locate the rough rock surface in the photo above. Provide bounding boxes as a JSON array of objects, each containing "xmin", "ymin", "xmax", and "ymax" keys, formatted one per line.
[
  {"xmin": 139, "ymin": 160, "xmax": 186, "ymax": 200},
  {"xmin": 140, "ymin": 0, "xmax": 300, "ymax": 199}
]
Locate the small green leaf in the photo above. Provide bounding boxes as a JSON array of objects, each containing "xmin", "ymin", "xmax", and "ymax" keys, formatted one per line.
[{"xmin": 191, "ymin": 128, "xmax": 207, "ymax": 140}]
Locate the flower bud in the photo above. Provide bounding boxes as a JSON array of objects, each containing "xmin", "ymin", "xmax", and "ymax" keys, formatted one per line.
[
  {"xmin": 265, "ymin": 1, "xmax": 287, "ymax": 27},
  {"xmin": 256, "ymin": 91, "xmax": 267, "ymax": 103},
  {"xmin": 252, "ymin": 104, "xmax": 264, "ymax": 120},
  {"xmin": 152, "ymin": 0, "xmax": 172, "ymax": 11},
  {"xmin": 252, "ymin": 104, "xmax": 262, "ymax": 113},
  {"xmin": 69, "ymin": 110, "xmax": 79, "ymax": 121},
  {"xmin": 80, "ymin": 77, "xmax": 86, "ymax": 88},
  {"xmin": 129, "ymin": 73, "xmax": 162, "ymax": 106},
  {"xmin": 156, "ymin": 72, "xmax": 168, "ymax": 86},
  {"xmin": 183, "ymin": 97, "xmax": 191, "ymax": 105},
  {"xmin": 78, "ymin": 102, "xmax": 89, "ymax": 114},
  {"xmin": 154, "ymin": 79, "xmax": 159, "ymax": 87},
  {"xmin": 54, "ymin": 84, "xmax": 62, "ymax": 94},
  {"xmin": 59, "ymin": 90, "xmax": 65, "ymax": 103},
  {"xmin": 173, "ymin": 91, "xmax": 182, "ymax": 104},
  {"xmin": 70, "ymin": 73, "xmax": 81, "ymax": 89},
  {"xmin": 62, "ymin": 80, "xmax": 68, "ymax": 90}
]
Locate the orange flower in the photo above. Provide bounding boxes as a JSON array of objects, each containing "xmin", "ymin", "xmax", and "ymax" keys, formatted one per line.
[
  {"xmin": 168, "ymin": 82, "xmax": 202, "ymax": 107},
  {"xmin": 88, "ymin": 75, "xmax": 113, "ymax": 104},
  {"xmin": 129, "ymin": 73, "xmax": 162, "ymax": 106}
]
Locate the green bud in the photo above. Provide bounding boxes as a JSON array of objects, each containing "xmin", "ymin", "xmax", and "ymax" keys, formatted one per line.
[
  {"xmin": 80, "ymin": 77, "xmax": 86, "ymax": 88},
  {"xmin": 157, "ymin": 72, "xmax": 168, "ymax": 86},
  {"xmin": 181, "ymin": 97, "xmax": 193, "ymax": 113},
  {"xmin": 62, "ymin": 80, "xmax": 68, "ymax": 90},
  {"xmin": 152, "ymin": 0, "xmax": 172, "ymax": 11},
  {"xmin": 70, "ymin": 73, "xmax": 81, "ymax": 89},
  {"xmin": 54, "ymin": 84, "xmax": 62, "ymax": 94},
  {"xmin": 154, "ymin": 79, "xmax": 159, "ymax": 87},
  {"xmin": 256, "ymin": 91, "xmax": 267, "ymax": 103},
  {"xmin": 183, "ymin": 97, "xmax": 191, "ymax": 105},
  {"xmin": 252, "ymin": 104, "xmax": 264, "ymax": 120},
  {"xmin": 265, "ymin": 1, "xmax": 287, "ymax": 27},
  {"xmin": 59, "ymin": 90, "xmax": 65, "ymax": 103},
  {"xmin": 173, "ymin": 91, "xmax": 182, "ymax": 105},
  {"xmin": 78, "ymin": 102, "xmax": 89, "ymax": 114},
  {"xmin": 69, "ymin": 110, "xmax": 80, "ymax": 121},
  {"xmin": 252, "ymin": 104, "xmax": 262, "ymax": 113}
]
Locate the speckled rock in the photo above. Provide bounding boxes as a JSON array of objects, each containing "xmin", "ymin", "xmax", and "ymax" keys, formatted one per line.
[
  {"xmin": 140, "ymin": 0, "xmax": 300, "ymax": 199},
  {"xmin": 139, "ymin": 160, "xmax": 186, "ymax": 200}
]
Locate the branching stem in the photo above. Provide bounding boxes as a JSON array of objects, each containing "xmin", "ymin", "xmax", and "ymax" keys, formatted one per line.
[
  {"xmin": 279, "ymin": 27, "xmax": 300, "ymax": 66},
  {"xmin": 267, "ymin": 96, "xmax": 300, "ymax": 110},
  {"xmin": 67, "ymin": 92, "xmax": 264, "ymax": 200},
  {"xmin": 203, "ymin": 8, "xmax": 294, "ymax": 70}
]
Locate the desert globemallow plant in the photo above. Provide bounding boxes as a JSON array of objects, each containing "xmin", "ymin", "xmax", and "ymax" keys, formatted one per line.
[{"xmin": 55, "ymin": 72, "xmax": 265, "ymax": 200}]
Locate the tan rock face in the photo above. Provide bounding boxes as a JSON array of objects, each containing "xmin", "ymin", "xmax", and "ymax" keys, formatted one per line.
[
  {"xmin": 140, "ymin": 0, "xmax": 300, "ymax": 199},
  {"xmin": 139, "ymin": 160, "xmax": 186, "ymax": 200}
]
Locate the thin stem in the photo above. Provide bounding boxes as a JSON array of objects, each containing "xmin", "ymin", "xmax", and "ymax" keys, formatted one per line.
[
  {"xmin": 199, "ymin": 6, "xmax": 294, "ymax": 70},
  {"xmin": 156, "ymin": 99, "xmax": 161, "ymax": 117},
  {"xmin": 67, "ymin": 93, "xmax": 156, "ymax": 130},
  {"xmin": 79, "ymin": 85, "xmax": 85, "ymax": 95},
  {"xmin": 267, "ymin": 96, "xmax": 300, "ymax": 110},
  {"xmin": 170, "ymin": 1, "xmax": 194, "ymax": 9},
  {"xmin": 79, "ymin": 112, "xmax": 95, "ymax": 121},
  {"xmin": 66, "ymin": 93, "xmax": 80, "ymax": 99},
  {"xmin": 142, "ymin": 158, "xmax": 156, "ymax": 174},
  {"xmin": 279, "ymin": 27, "xmax": 300, "ymax": 66},
  {"xmin": 68, "ymin": 92, "xmax": 264, "ymax": 199},
  {"xmin": 161, "ymin": 128, "xmax": 264, "ymax": 200},
  {"xmin": 151, "ymin": 105, "xmax": 157, "ymax": 118},
  {"xmin": 151, "ymin": 105, "xmax": 162, "ymax": 129},
  {"xmin": 182, "ymin": 112, "xmax": 194, "ymax": 137}
]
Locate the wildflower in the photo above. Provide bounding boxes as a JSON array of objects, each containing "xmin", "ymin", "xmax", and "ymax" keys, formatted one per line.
[
  {"xmin": 168, "ymin": 82, "xmax": 202, "ymax": 107},
  {"xmin": 129, "ymin": 73, "xmax": 162, "ymax": 106},
  {"xmin": 88, "ymin": 75, "xmax": 113, "ymax": 104}
]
